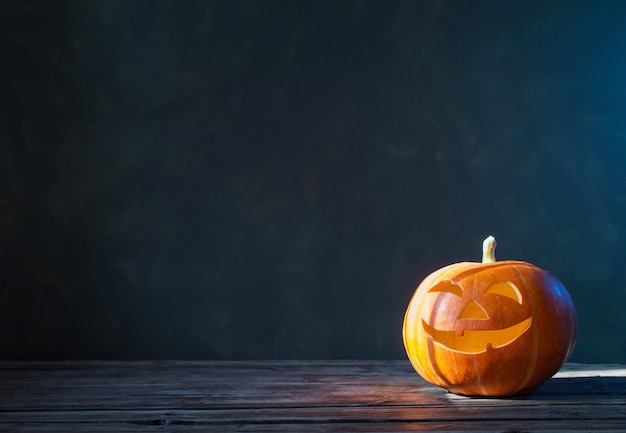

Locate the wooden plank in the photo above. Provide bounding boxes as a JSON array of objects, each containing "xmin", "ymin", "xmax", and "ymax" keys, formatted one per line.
[
  {"xmin": 2, "ymin": 403, "xmax": 626, "ymax": 423},
  {"xmin": 3, "ymin": 421, "xmax": 626, "ymax": 433},
  {"xmin": 0, "ymin": 361, "xmax": 625, "ymax": 432}
]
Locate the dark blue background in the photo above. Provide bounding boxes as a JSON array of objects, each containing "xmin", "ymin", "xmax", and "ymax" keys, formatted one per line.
[{"xmin": 2, "ymin": 0, "xmax": 626, "ymax": 362}]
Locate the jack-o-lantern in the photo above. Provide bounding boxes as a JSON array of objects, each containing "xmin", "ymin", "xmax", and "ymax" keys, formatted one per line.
[{"xmin": 403, "ymin": 236, "xmax": 577, "ymax": 396}]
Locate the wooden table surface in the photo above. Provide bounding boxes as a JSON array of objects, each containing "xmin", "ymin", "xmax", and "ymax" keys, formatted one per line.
[{"xmin": 0, "ymin": 360, "xmax": 625, "ymax": 432}]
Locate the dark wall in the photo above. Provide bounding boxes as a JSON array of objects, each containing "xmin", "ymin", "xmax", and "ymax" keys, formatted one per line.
[{"xmin": 2, "ymin": 0, "xmax": 626, "ymax": 362}]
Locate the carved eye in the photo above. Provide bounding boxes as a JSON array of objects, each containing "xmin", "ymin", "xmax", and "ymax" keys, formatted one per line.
[
  {"xmin": 485, "ymin": 281, "xmax": 522, "ymax": 304},
  {"xmin": 428, "ymin": 280, "xmax": 463, "ymax": 297}
]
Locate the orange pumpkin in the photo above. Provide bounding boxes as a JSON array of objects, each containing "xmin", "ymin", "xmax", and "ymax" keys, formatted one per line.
[{"xmin": 403, "ymin": 236, "xmax": 577, "ymax": 396}]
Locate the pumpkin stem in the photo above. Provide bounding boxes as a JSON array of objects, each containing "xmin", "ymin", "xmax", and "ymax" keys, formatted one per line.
[{"xmin": 482, "ymin": 236, "xmax": 497, "ymax": 263}]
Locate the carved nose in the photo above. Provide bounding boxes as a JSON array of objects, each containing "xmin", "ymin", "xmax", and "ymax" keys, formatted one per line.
[{"xmin": 459, "ymin": 300, "xmax": 489, "ymax": 320}]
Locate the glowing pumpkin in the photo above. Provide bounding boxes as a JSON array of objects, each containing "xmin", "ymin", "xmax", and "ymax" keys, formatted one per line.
[{"xmin": 403, "ymin": 236, "xmax": 577, "ymax": 396}]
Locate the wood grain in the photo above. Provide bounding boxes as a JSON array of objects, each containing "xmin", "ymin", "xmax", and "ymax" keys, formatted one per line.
[{"xmin": 0, "ymin": 360, "xmax": 625, "ymax": 432}]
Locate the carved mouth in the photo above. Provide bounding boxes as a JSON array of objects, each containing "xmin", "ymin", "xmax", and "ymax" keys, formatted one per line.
[{"xmin": 422, "ymin": 317, "xmax": 533, "ymax": 354}]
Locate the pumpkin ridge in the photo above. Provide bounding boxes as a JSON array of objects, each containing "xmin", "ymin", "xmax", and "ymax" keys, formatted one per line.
[
  {"xmin": 472, "ymin": 351, "xmax": 488, "ymax": 395},
  {"xmin": 426, "ymin": 337, "xmax": 454, "ymax": 391},
  {"xmin": 514, "ymin": 266, "xmax": 539, "ymax": 393}
]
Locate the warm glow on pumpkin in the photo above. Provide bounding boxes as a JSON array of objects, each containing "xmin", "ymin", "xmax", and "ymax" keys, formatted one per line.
[{"xmin": 402, "ymin": 236, "xmax": 577, "ymax": 396}]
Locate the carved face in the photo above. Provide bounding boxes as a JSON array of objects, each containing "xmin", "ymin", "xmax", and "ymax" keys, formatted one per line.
[{"xmin": 421, "ymin": 279, "xmax": 532, "ymax": 354}]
